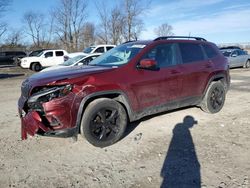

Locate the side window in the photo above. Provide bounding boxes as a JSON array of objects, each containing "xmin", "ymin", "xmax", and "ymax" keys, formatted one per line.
[
  {"xmin": 6, "ymin": 52, "xmax": 14, "ymax": 56},
  {"xmin": 94, "ymin": 47, "xmax": 105, "ymax": 53},
  {"xmin": 179, "ymin": 43, "xmax": 205, "ymax": 63},
  {"xmin": 142, "ymin": 43, "xmax": 178, "ymax": 68},
  {"xmin": 44, "ymin": 52, "xmax": 53, "ymax": 58},
  {"xmin": 106, "ymin": 46, "xmax": 114, "ymax": 51},
  {"xmin": 231, "ymin": 50, "xmax": 238, "ymax": 56},
  {"xmin": 238, "ymin": 50, "xmax": 244, "ymax": 56},
  {"xmin": 55, "ymin": 51, "xmax": 64, "ymax": 56},
  {"xmin": 80, "ymin": 57, "xmax": 93, "ymax": 64},
  {"xmin": 203, "ymin": 44, "xmax": 218, "ymax": 59},
  {"xmin": 16, "ymin": 52, "xmax": 26, "ymax": 56}
]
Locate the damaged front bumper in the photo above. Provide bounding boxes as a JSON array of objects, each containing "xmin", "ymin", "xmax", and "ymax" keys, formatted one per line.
[{"xmin": 18, "ymin": 84, "xmax": 80, "ymax": 140}]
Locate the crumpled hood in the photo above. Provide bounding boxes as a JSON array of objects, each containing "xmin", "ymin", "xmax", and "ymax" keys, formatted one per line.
[{"xmin": 26, "ymin": 65, "xmax": 114, "ymax": 87}]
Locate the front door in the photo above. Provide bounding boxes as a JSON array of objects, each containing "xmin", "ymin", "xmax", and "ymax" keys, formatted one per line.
[{"xmin": 131, "ymin": 43, "xmax": 183, "ymax": 112}]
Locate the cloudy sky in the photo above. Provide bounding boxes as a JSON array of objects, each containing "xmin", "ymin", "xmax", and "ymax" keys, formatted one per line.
[
  {"xmin": 141, "ymin": 0, "xmax": 250, "ymax": 43},
  {"xmin": 5, "ymin": 0, "xmax": 250, "ymax": 44}
]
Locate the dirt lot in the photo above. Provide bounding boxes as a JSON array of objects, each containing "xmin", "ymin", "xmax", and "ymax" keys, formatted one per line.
[{"xmin": 0, "ymin": 67, "xmax": 249, "ymax": 188}]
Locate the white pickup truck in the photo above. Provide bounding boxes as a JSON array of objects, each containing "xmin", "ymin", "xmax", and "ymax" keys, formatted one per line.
[{"xmin": 20, "ymin": 49, "xmax": 68, "ymax": 71}]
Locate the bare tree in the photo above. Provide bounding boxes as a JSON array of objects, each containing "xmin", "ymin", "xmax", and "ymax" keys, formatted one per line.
[
  {"xmin": 81, "ymin": 22, "xmax": 95, "ymax": 49},
  {"xmin": 23, "ymin": 11, "xmax": 48, "ymax": 48},
  {"xmin": 5, "ymin": 29, "xmax": 24, "ymax": 47},
  {"xmin": 95, "ymin": 1, "xmax": 109, "ymax": 44},
  {"xmin": 154, "ymin": 23, "xmax": 174, "ymax": 37},
  {"xmin": 0, "ymin": 0, "xmax": 11, "ymax": 39},
  {"xmin": 52, "ymin": 0, "xmax": 88, "ymax": 52},
  {"xmin": 109, "ymin": 6, "xmax": 125, "ymax": 45},
  {"xmin": 123, "ymin": 0, "xmax": 149, "ymax": 41}
]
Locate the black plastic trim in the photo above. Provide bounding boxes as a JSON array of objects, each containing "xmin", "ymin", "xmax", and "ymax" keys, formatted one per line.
[{"xmin": 43, "ymin": 127, "xmax": 77, "ymax": 138}]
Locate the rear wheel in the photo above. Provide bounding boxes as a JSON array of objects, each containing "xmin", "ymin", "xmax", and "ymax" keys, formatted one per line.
[
  {"xmin": 81, "ymin": 98, "xmax": 127, "ymax": 147},
  {"xmin": 31, "ymin": 62, "xmax": 42, "ymax": 72},
  {"xmin": 243, "ymin": 60, "xmax": 250, "ymax": 68},
  {"xmin": 200, "ymin": 81, "xmax": 226, "ymax": 113}
]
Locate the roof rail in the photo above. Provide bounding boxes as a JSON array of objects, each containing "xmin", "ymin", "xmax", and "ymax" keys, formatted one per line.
[
  {"xmin": 154, "ymin": 36, "xmax": 207, "ymax": 41},
  {"xmin": 122, "ymin": 40, "xmax": 137, "ymax": 44}
]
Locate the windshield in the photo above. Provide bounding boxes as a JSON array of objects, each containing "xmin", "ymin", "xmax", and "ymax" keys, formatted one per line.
[
  {"xmin": 29, "ymin": 50, "xmax": 42, "ymax": 57},
  {"xmin": 89, "ymin": 43, "xmax": 146, "ymax": 67},
  {"xmin": 83, "ymin": 46, "xmax": 95, "ymax": 53},
  {"xmin": 36, "ymin": 51, "xmax": 44, "ymax": 57},
  {"xmin": 221, "ymin": 50, "xmax": 232, "ymax": 57},
  {"xmin": 62, "ymin": 55, "xmax": 86, "ymax": 66}
]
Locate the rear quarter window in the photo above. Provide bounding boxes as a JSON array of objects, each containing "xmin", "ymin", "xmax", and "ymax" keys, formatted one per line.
[
  {"xmin": 179, "ymin": 43, "xmax": 205, "ymax": 63},
  {"xmin": 203, "ymin": 44, "xmax": 218, "ymax": 59}
]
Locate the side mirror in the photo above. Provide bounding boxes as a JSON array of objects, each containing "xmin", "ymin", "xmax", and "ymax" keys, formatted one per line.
[
  {"xmin": 231, "ymin": 54, "xmax": 237, "ymax": 57},
  {"xmin": 77, "ymin": 62, "xmax": 83, "ymax": 66},
  {"xmin": 138, "ymin": 59, "xmax": 159, "ymax": 71}
]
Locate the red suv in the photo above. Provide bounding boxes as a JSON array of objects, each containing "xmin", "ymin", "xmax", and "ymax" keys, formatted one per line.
[{"xmin": 18, "ymin": 36, "xmax": 230, "ymax": 147}]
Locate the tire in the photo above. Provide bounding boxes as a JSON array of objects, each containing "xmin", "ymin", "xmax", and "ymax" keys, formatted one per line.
[
  {"xmin": 80, "ymin": 98, "xmax": 127, "ymax": 147},
  {"xmin": 243, "ymin": 60, "xmax": 250, "ymax": 68},
  {"xmin": 31, "ymin": 62, "xmax": 42, "ymax": 72},
  {"xmin": 200, "ymin": 81, "xmax": 226, "ymax": 114}
]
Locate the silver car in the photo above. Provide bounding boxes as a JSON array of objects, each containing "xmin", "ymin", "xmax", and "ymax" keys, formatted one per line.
[{"xmin": 220, "ymin": 48, "xmax": 250, "ymax": 68}]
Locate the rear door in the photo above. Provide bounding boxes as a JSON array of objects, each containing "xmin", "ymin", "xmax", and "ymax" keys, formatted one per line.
[
  {"xmin": 55, "ymin": 51, "xmax": 65, "ymax": 65},
  {"xmin": 131, "ymin": 43, "xmax": 183, "ymax": 111},
  {"xmin": 178, "ymin": 42, "xmax": 211, "ymax": 98}
]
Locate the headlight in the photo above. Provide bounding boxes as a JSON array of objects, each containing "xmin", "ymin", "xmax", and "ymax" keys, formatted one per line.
[{"xmin": 28, "ymin": 84, "xmax": 73, "ymax": 103}]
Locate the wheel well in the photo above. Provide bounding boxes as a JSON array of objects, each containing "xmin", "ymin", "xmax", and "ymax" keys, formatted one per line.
[
  {"xmin": 29, "ymin": 62, "xmax": 41, "ymax": 69},
  {"xmin": 209, "ymin": 75, "xmax": 228, "ymax": 91},
  {"xmin": 77, "ymin": 93, "xmax": 132, "ymax": 134}
]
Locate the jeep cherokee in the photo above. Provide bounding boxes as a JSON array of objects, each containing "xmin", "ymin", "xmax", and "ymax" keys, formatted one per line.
[{"xmin": 18, "ymin": 36, "xmax": 230, "ymax": 147}]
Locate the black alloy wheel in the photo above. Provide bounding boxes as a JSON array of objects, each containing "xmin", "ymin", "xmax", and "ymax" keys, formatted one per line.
[
  {"xmin": 81, "ymin": 98, "xmax": 127, "ymax": 147},
  {"xmin": 209, "ymin": 86, "xmax": 224, "ymax": 112},
  {"xmin": 90, "ymin": 108, "xmax": 120, "ymax": 141},
  {"xmin": 200, "ymin": 81, "xmax": 226, "ymax": 113}
]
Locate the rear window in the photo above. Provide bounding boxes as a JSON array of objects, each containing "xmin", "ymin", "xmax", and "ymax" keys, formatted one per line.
[
  {"xmin": 106, "ymin": 46, "xmax": 114, "ymax": 51},
  {"xmin": 179, "ymin": 43, "xmax": 205, "ymax": 63},
  {"xmin": 203, "ymin": 44, "xmax": 218, "ymax": 59},
  {"xmin": 56, "ymin": 51, "xmax": 64, "ymax": 56}
]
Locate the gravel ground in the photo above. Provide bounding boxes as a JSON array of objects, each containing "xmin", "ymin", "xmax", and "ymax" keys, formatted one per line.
[{"xmin": 0, "ymin": 67, "xmax": 249, "ymax": 188}]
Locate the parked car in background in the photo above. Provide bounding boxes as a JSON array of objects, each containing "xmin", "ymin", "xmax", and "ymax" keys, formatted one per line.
[
  {"xmin": 63, "ymin": 52, "xmax": 85, "ymax": 61},
  {"xmin": 18, "ymin": 36, "xmax": 230, "ymax": 147},
  {"xmin": 83, "ymin": 44, "xmax": 115, "ymax": 54},
  {"xmin": 20, "ymin": 49, "xmax": 68, "ymax": 71},
  {"xmin": 0, "ymin": 51, "xmax": 26, "ymax": 65},
  {"xmin": 28, "ymin": 49, "xmax": 51, "ymax": 57},
  {"xmin": 42, "ymin": 53, "xmax": 101, "ymax": 72},
  {"xmin": 15, "ymin": 49, "xmax": 51, "ymax": 66},
  {"xmin": 220, "ymin": 47, "xmax": 250, "ymax": 68}
]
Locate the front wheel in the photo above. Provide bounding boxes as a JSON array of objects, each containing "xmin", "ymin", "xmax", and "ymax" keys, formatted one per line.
[
  {"xmin": 81, "ymin": 98, "xmax": 127, "ymax": 147},
  {"xmin": 31, "ymin": 62, "xmax": 42, "ymax": 72},
  {"xmin": 243, "ymin": 60, "xmax": 250, "ymax": 68},
  {"xmin": 200, "ymin": 81, "xmax": 226, "ymax": 113}
]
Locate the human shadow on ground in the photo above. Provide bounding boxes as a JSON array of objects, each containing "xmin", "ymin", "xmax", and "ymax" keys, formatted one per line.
[{"xmin": 161, "ymin": 115, "xmax": 201, "ymax": 188}]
